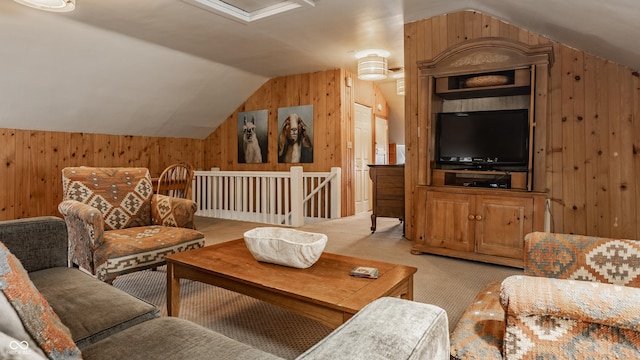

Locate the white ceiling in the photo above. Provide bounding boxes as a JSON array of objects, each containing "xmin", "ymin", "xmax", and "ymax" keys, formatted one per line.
[{"xmin": 2, "ymin": 0, "xmax": 639, "ymax": 139}]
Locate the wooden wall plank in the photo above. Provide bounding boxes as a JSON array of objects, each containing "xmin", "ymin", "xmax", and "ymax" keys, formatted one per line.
[
  {"xmin": 607, "ymin": 61, "xmax": 623, "ymax": 237},
  {"xmin": 634, "ymin": 70, "xmax": 640, "ymax": 239},
  {"xmin": 594, "ymin": 58, "xmax": 611, "ymax": 235},
  {"xmin": 560, "ymin": 46, "xmax": 576, "ymax": 232},
  {"xmin": 572, "ymin": 49, "xmax": 587, "ymax": 234},
  {"xmin": 404, "ymin": 20, "xmax": 419, "ymax": 240},
  {"xmin": 548, "ymin": 42, "xmax": 564, "ymax": 232},
  {"xmin": 0, "ymin": 129, "xmax": 16, "ymax": 219},
  {"xmin": 618, "ymin": 66, "xmax": 636, "ymax": 236},
  {"xmin": 583, "ymin": 54, "xmax": 599, "ymax": 235},
  {"xmin": 14, "ymin": 131, "xmax": 29, "ymax": 218}
]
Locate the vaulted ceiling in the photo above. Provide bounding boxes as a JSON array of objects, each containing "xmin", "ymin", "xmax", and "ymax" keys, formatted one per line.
[{"xmin": 2, "ymin": 0, "xmax": 639, "ymax": 139}]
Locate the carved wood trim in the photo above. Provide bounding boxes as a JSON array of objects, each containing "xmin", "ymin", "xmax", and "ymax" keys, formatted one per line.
[{"xmin": 418, "ymin": 37, "xmax": 554, "ymax": 77}]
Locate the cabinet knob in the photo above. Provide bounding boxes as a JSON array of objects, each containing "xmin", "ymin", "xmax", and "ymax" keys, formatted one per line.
[
  {"xmin": 475, "ymin": 215, "xmax": 483, "ymax": 221},
  {"xmin": 468, "ymin": 214, "xmax": 475, "ymax": 220}
]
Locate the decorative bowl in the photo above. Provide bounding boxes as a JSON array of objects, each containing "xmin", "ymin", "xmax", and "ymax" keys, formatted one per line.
[{"xmin": 243, "ymin": 227, "xmax": 327, "ymax": 269}]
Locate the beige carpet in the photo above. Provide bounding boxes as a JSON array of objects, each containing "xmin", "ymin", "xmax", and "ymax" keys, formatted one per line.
[{"xmin": 113, "ymin": 212, "xmax": 522, "ymax": 359}]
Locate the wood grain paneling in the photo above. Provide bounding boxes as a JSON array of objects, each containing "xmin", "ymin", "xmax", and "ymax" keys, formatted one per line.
[
  {"xmin": 405, "ymin": 10, "xmax": 640, "ymax": 239},
  {"xmin": 0, "ymin": 129, "xmax": 204, "ymax": 221}
]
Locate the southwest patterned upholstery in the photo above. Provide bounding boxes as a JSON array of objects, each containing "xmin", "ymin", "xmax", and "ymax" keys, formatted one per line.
[
  {"xmin": 58, "ymin": 167, "xmax": 205, "ymax": 283},
  {"xmin": 501, "ymin": 275, "xmax": 640, "ymax": 359},
  {"xmin": 523, "ymin": 232, "xmax": 640, "ymax": 286},
  {"xmin": 451, "ymin": 232, "xmax": 640, "ymax": 359},
  {"xmin": 449, "ymin": 281, "xmax": 504, "ymax": 359}
]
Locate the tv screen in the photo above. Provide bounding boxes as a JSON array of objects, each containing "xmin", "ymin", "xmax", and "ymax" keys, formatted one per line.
[{"xmin": 436, "ymin": 109, "xmax": 529, "ymax": 168}]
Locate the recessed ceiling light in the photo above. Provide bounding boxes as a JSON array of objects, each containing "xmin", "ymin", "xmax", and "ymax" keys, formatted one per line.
[{"xmin": 183, "ymin": 0, "xmax": 316, "ymax": 23}]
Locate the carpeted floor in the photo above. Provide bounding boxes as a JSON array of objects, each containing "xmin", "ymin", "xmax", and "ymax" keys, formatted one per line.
[{"xmin": 113, "ymin": 212, "xmax": 522, "ymax": 359}]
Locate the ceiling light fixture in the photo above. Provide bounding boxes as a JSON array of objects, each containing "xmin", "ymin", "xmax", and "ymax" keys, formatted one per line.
[
  {"xmin": 355, "ymin": 49, "xmax": 390, "ymax": 81},
  {"xmin": 393, "ymin": 72, "xmax": 405, "ymax": 96},
  {"xmin": 13, "ymin": 0, "xmax": 75, "ymax": 12},
  {"xmin": 389, "ymin": 67, "xmax": 405, "ymax": 96}
]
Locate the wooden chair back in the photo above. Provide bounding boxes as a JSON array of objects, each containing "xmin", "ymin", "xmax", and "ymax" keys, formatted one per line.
[{"xmin": 156, "ymin": 162, "xmax": 194, "ymax": 199}]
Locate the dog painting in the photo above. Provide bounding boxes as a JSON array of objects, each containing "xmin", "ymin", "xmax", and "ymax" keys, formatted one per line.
[
  {"xmin": 237, "ymin": 110, "xmax": 268, "ymax": 164},
  {"xmin": 278, "ymin": 105, "xmax": 313, "ymax": 163}
]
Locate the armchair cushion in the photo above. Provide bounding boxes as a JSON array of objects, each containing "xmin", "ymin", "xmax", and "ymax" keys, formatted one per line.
[
  {"xmin": 0, "ymin": 242, "xmax": 81, "ymax": 359},
  {"xmin": 500, "ymin": 275, "xmax": 640, "ymax": 359},
  {"xmin": 62, "ymin": 167, "xmax": 153, "ymax": 230},
  {"xmin": 96, "ymin": 226, "xmax": 203, "ymax": 281},
  {"xmin": 524, "ymin": 232, "xmax": 640, "ymax": 286}
]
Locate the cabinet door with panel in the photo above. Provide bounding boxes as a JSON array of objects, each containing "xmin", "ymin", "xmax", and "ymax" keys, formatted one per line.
[
  {"xmin": 424, "ymin": 190, "xmax": 475, "ymax": 253},
  {"xmin": 474, "ymin": 195, "xmax": 533, "ymax": 260},
  {"xmin": 414, "ymin": 186, "xmax": 544, "ymax": 268}
]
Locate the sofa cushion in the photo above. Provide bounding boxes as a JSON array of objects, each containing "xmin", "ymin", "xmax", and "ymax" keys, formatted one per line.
[
  {"xmin": 81, "ymin": 317, "xmax": 282, "ymax": 360},
  {"xmin": 62, "ymin": 167, "xmax": 153, "ymax": 230},
  {"xmin": 297, "ymin": 297, "xmax": 449, "ymax": 360},
  {"xmin": 29, "ymin": 267, "xmax": 160, "ymax": 349},
  {"xmin": 0, "ymin": 242, "xmax": 81, "ymax": 359}
]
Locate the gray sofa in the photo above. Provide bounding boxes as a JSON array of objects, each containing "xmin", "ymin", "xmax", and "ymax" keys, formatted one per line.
[{"xmin": 0, "ymin": 216, "xmax": 449, "ymax": 360}]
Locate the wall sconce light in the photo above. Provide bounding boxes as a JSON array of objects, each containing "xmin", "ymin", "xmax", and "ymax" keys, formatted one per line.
[
  {"xmin": 393, "ymin": 72, "xmax": 405, "ymax": 96},
  {"xmin": 13, "ymin": 0, "xmax": 75, "ymax": 12},
  {"xmin": 355, "ymin": 49, "xmax": 390, "ymax": 81}
]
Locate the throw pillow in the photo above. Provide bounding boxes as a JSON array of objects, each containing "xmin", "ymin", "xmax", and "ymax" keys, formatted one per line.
[
  {"xmin": 0, "ymin": 242, "xmax": 82, "ymax": 359},
  {"xmin": 0, "ymin": 332, "xmax": 47, "ymax": 360},
  {"xmin": 0, "ymin": 293, "xmax": 46, "ymax": 358}
]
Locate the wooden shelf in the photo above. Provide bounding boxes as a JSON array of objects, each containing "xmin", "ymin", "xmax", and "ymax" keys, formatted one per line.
[
  {"xmin": 432, "ymin": 169, "xmax": 527, "ymax": 190},
  {"xmin": 435, "ymin": 68, "xmax": 531, "ymax": 100}
]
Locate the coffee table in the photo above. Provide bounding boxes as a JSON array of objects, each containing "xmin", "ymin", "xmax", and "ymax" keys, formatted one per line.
[{"xmin": 165, "ymin": 239, "xmax": 417, "ymax": 329}]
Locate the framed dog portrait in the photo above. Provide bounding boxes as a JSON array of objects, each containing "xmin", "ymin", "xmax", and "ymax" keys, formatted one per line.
[
  {"xmin": 277, "ymin": 105, "xmax": 314, "ymax": 163},
  {"xmin": 237, "ymin": 109, "xmax": 268, "ymax": 164}
]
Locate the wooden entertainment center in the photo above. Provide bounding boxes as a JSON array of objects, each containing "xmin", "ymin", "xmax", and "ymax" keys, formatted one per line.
[{"xmin": 411, "ymin": 38, "xmax": 553, "ymax": 268}]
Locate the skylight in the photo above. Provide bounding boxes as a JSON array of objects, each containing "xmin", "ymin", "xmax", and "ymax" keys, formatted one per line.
[{"xmin": 183, "ymin": 0, "xmax": 316, "ymax": 23}]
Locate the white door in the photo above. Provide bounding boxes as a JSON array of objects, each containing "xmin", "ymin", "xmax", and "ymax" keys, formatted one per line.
[
  {"xmin": 355, "ymin": 104, "xmax": 373, "ymax": 214},
  {"xmin": 375, "ymin": 117, "xmax": 389, "ymax": 164}
]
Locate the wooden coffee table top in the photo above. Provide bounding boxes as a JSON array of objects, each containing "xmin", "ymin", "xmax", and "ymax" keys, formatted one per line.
[{"xmin": 165, "ymin": 239, "xmax": 417, "ymax": 327}]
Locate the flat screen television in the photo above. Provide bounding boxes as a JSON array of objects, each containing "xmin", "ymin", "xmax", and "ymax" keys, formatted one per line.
[{"xmin": 436, "ymin": 109, "xmax": 529, "ymax": 169}]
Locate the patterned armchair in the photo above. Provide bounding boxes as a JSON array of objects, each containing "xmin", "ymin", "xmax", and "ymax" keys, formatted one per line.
[
  {"xmin": 58, "ymin": 167, "xmax": 205, "ymax": 283},
  {"xmin": 450, "ymin": 232, "xmax": 640, "ymax": 359}
]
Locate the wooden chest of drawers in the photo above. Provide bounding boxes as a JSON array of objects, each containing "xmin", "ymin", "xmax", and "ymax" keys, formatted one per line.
[{"xmin": 368, "ymin": 164, "xmax": 405, "ymax": 234}]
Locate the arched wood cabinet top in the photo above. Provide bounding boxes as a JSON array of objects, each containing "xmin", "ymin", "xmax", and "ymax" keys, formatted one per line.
[{"xmin": 417, "ymin": 38, "xmax": 554, "ymax": 77}]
